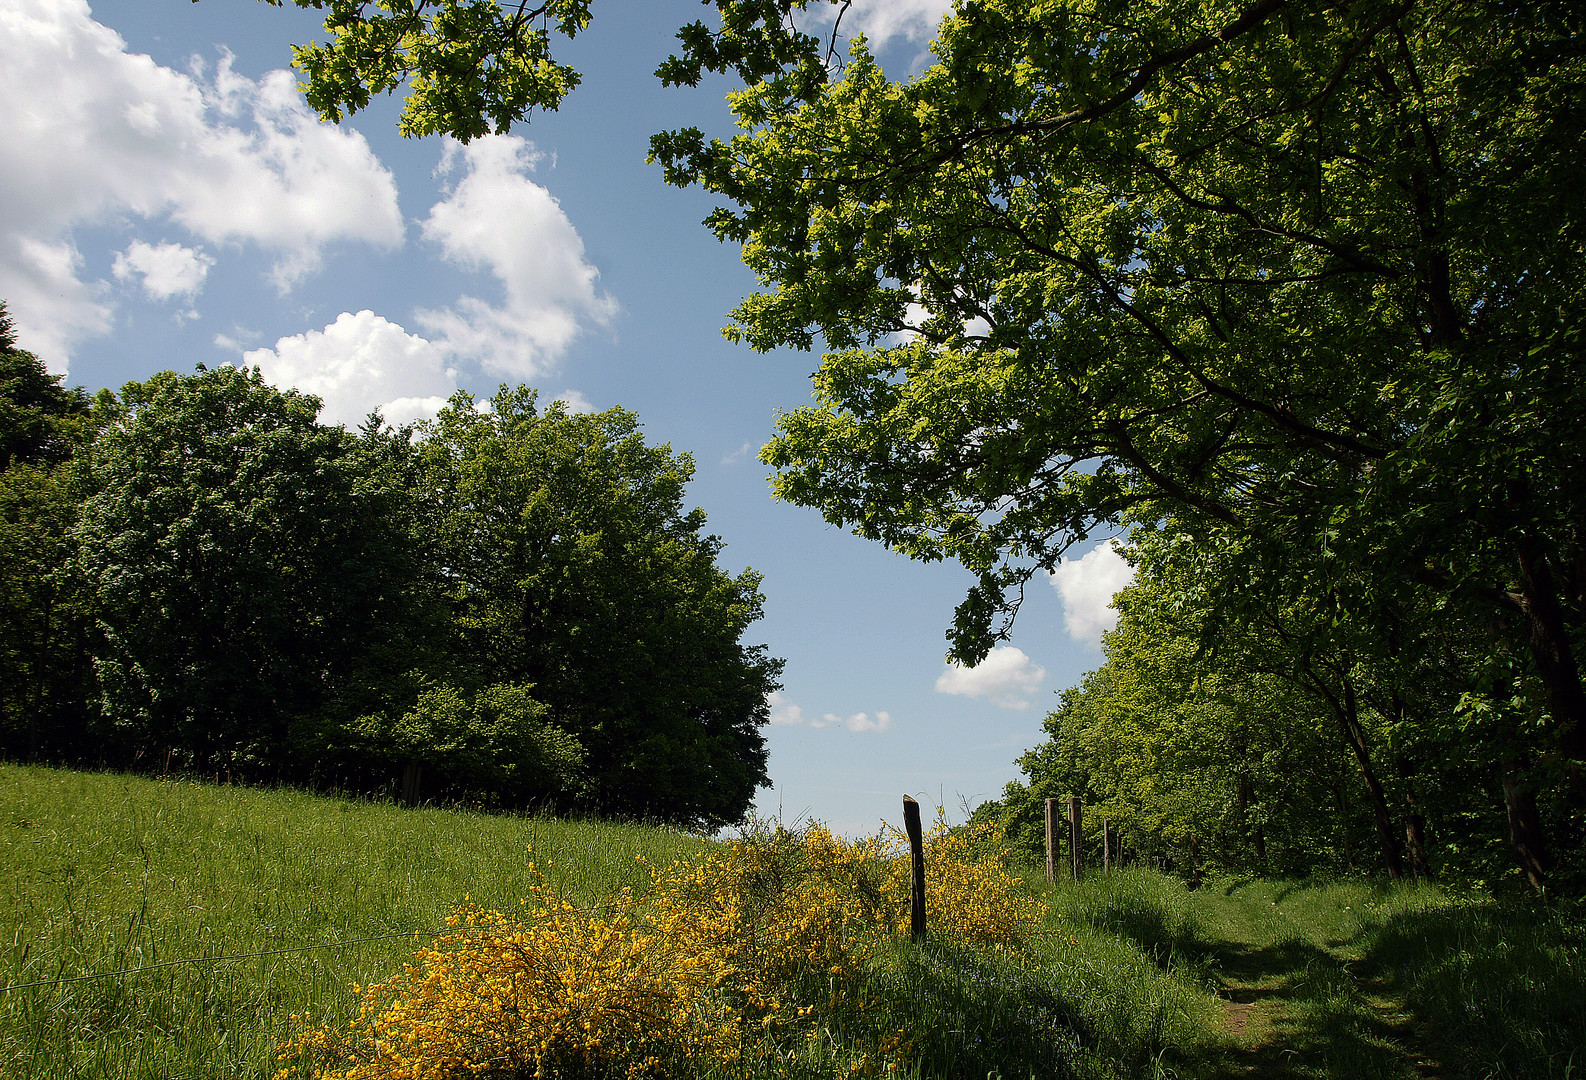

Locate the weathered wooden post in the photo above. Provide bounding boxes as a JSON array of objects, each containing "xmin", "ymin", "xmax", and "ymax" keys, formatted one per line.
[
  {"xmin": 1103, "ymin": 818, "xmax": 1111, "ymax": 873},
  {"xmin": 903, "ymin": 795, "xmax": 927, "ymax": 942},
  {"xmin": 1068, "ymin": 796, "xmax": 1083, "ymax": 882},
  {"xmin": 1044, "ymin": 798, "xmax": 1057, "ymax": 885},
  {"xmin": 1187, "ymin": 835, "xmax": 1202, "ymax": 890}
]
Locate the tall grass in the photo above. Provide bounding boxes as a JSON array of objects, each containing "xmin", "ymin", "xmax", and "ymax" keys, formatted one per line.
[
  {"xmin": 0, "ymin": 764, "xmax": 705, "ymax": 1079},
  {"xmin": 1364, "ymin": 894, "xmax": 1586, "ymax": 1079}
]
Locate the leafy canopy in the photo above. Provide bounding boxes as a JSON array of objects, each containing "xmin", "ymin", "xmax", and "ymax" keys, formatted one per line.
[{"xmin": 258, "ymin": 0, "xmax": 592, "ymax": 139}]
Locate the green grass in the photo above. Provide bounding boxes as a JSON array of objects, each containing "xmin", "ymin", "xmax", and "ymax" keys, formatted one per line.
[
  {"xmin": 0, "ymin": 763, "xmax": 708, "ymax": 1079},
  {"xmin": 3, "ymin": 765, "xmax": 1582, "ymax": 1080}
]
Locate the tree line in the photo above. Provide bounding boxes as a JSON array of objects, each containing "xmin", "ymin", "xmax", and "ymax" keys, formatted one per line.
[
  {"xmin": 0, "ymin": 304, "xmax": 781, "ymax": 829},
  {"xmin": 979, "ymin": 520, "xmax": 1586, "ymax": 892}
]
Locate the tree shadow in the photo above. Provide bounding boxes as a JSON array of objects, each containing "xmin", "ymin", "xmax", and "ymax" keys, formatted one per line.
[
  {"xmin": 1083, "ymin": 898, "xmax": 1221, "ymax": 977},
  {"xmin": 1351, "ymin": 904, "xmax": 1585, "ymax": 1080},
  {"xmin": 1184, "ymin": 934, "xmax": 1449, "ymax": 1080},
  {"xmin": 839, "ymin": 941, "xmax": 1096, "ymax": 1080}
]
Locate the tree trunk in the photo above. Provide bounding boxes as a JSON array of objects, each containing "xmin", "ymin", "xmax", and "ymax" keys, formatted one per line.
[
  {"xmin": 1319, "ymin": 676, "xmax": 1404, "ymax": 879},
  {"xmin": 1405, "ymin": 813, "xmax": 1430, "ymax": 879},
  {"xmin": 1395, "ymin": 750, "xmax": 1431, "ymax": 878},
  {"xmin": 401, "ymin": 761, "xmax": 424, "ymax": 807},
  {"xmin": 1501, "ymin": 758, "xmax": 1551, "ymax": 894},
  {"xmin": 1514, "ymin": 534, "xmax": 1586, "ymax": 786}
]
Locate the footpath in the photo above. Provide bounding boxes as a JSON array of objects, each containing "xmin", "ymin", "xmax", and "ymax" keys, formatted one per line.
[{"xmin": 1185, "ymin": 887, "xmax": 1450, "ymax": 1080}]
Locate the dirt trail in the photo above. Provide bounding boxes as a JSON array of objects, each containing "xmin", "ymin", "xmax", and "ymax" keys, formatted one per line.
[{"xmin": 1188, "ymin": 894, "xmax": 1451, "ymax": 1080}]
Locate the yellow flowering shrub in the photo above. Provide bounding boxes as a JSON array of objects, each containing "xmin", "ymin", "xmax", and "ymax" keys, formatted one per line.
[{"xmin": 279, "ymin": 816, "xmax": 1045, "ymax": 1080}]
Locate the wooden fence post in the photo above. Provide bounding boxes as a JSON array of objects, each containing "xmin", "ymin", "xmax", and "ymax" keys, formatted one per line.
[
  {"xmin": 1068, "ymin": 796, "xmax": 1083, "ymax": 882},
  {"xmin": 903, "ymin": 795, "xmax": 926, "ymax": 942},
  {"xmin": 1103, "ymin": 818, "xmax": 1111, "ymax": 873},
  {"xmin": 1044, "ymin": 798, "xmax": 1057, "ymax": 885}
]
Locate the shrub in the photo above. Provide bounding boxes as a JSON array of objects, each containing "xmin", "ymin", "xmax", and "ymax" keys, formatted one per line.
[{"xmin": 279, "ymin": 817, "xmax": 1048, "ymax": 1079}]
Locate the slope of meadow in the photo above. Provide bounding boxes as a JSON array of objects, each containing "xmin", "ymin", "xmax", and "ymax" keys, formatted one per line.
[
  {"xmin": 3, "ymin": 765, "xmax": 1581, "ymax": 1080},
  {"xmin": 0, "ymin": 764, "xmax": 706, "ymax": 1078}
]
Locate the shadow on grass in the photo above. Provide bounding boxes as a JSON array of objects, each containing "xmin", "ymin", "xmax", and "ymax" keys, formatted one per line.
[
  {"xmin": 836, "ymin": 941, "xmax": 1095, "ymax": 1080},
  {"xmin": 1184, "ymin": 935, "xmax": 1441, "ymax": 1080},
  {"xmin": 1084, "ymin": 898, "xmax": 1220, "ymax": 977},
  {"xmin": 1353, "ymin": 904, "xmax": 1586, "ymax": 1080}
]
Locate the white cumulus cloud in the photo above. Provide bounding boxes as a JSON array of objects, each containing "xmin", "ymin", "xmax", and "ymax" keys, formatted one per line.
[
  {"xmin": 830, "ymin": 711, "xmax": 894, "ymax": 733},
  {"xmin": 934, "ymin": 645, "xmax": 1047, "ymax": 710},
  {"xmin": 767, "ymin": 692, "xmax": 894, "ymax": 733},
  {"xmin": 549, "ymin": 389, "xmax": 595, "ymax": 414},
  {"xmin": 243, "ymin": 310, "xmax": 457, "ymax": 428},
  {"xmin": 768, "ymin": 692, "xmax": 808, "ymax": 727},
  {"xmin": 112, "ymin": 240, "xmax": 213, "ymax": 300},
  {"xmin": 799, "ymin": 0, "xmax": 955, "ymax": 45},
  {"xmin": 1048, "ymin": 541, "xmax": 1135, "ymax": 643},
  {"xmin": 0, "ymin": 0, "xmax": 403, "ymax": 369},
  {"xmin": 417, "ymin": 136, "xmax": 617, "ymax": 379}
]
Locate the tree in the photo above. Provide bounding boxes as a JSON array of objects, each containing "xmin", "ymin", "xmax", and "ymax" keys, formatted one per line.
[
  {"xmin": 74, "ymin": 366, "xmax": 419, "ymax": 775},
  {"xmin": 997, "ymin": 566, "xmax": 1357, "ymax": 878},
  {"xmin": 0, "ymin": 301, "xmax": 90, "ymax": 471},
  {"xmin": 351, "ymin": 680, "xmax": 586, "ymax": 807},
  {"xmin": 0, "ymin": 304, "xmax": 99, "ymax": 762},
  {"xmin": 650, "ymin": 0, "xmax": 1586, "ymax": 808},
  {"xmin": 416, "ymin": 387, "xmax": 782, "ymax": 829}
]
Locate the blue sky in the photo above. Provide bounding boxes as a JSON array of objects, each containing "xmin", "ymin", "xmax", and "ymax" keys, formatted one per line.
[{"xmin": 3, "ymin": 0, "xmax": 1133, "ymax": 836}]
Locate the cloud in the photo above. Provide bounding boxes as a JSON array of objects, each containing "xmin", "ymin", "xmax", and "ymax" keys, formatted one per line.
[
  {"xmin": 886, "ymin": 293, "xmax": 992, "ymax": 346},
  {"xmin": 799, "ymin": 0, "xmax": 955, "ymax": 45},
  {"xmin": 768, "ymin": 692, "xmax": 808, "ymax": 727},
  {"xmin": 934, "ymin": 646, "xmax": 1047, "ymax": 710},
  {"xmin": 417, "ymin": 136, "xmax": 617, "ymax": 379},
  {"xmin": 721, "ymin": 441, "xmax": 753, "ymax": 466},
  {"xmin": 768, "ymin": 692, "xmax": 894, "ymax": 733},
  {"xmin": 243, "ymin": 310, "xmax": 457, "ymax": 428},
  {"xmin": 0, "ymin": 238, "xmax": 108, "ymax": 369},
  {"xmin": 831, "ymin": 711, "xmax": 894, "ymax": 733},
  {"xmin": 549, "ymin": 389, "xmax": 595, "ymax": 414},
  {"xmin": 0, "ymin": 0, "xmax": 402, "ymax": 369},
  {"xmin": 1048, "ymin": 541, "xmax": 1135, "ymax": 643},
  {"xmin": 113, "ymin": 241, "xmax": 213, "ymax": 300}
]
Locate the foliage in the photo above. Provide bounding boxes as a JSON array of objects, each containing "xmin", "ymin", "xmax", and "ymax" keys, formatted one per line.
[
  {"xmin": 280, "ymin": 815, "xmax": 1050, "ymax": 1080},
  {"xmin": 0, "ymin": 306, "xmax": 100, "ymax": 762},
  {"xmin": 351, "ymin": 680, "xmax": 586, "ymax": 805},
  {"xmin": 987, "ymin": 525, "xmax": 1586, "ymax": 887},
  {"xmin": 415, "ymin": 387, "xmax": 782, "ymax": 828},
  {"xmin": 652, "ymin": 0, "xmax": 1586, "ymax": 667},
  {"xmin": 261, "ymin": 0, "xmax": 592, "ymax": 140},
  {"xmin": 0, "ymin": 300, "xmax": 90, "ymax": 471},
  {"xmin": 73, "ymin": 366, "xmax": 418, "ymax": 775}
]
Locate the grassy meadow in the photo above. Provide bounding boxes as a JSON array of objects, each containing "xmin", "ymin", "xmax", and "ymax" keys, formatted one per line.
[{"xmin": 2, "ymin": 764, "xmax": 1583, "ymax": 1080}]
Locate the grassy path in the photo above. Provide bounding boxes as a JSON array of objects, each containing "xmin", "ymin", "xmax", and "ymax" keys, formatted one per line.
[{"xmin": 1187, "ymin": 882, "xmax": 1451, "ymax": 1080}]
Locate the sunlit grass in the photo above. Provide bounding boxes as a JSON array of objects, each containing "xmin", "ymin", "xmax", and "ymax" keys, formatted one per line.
[
  {"xmin": 4, "ymin": 765, "xmax": 1581, "ymax": 1079},
  {"xmin": 0, "ymin": 763, "xmax": 706, "ymax": 1079}
]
